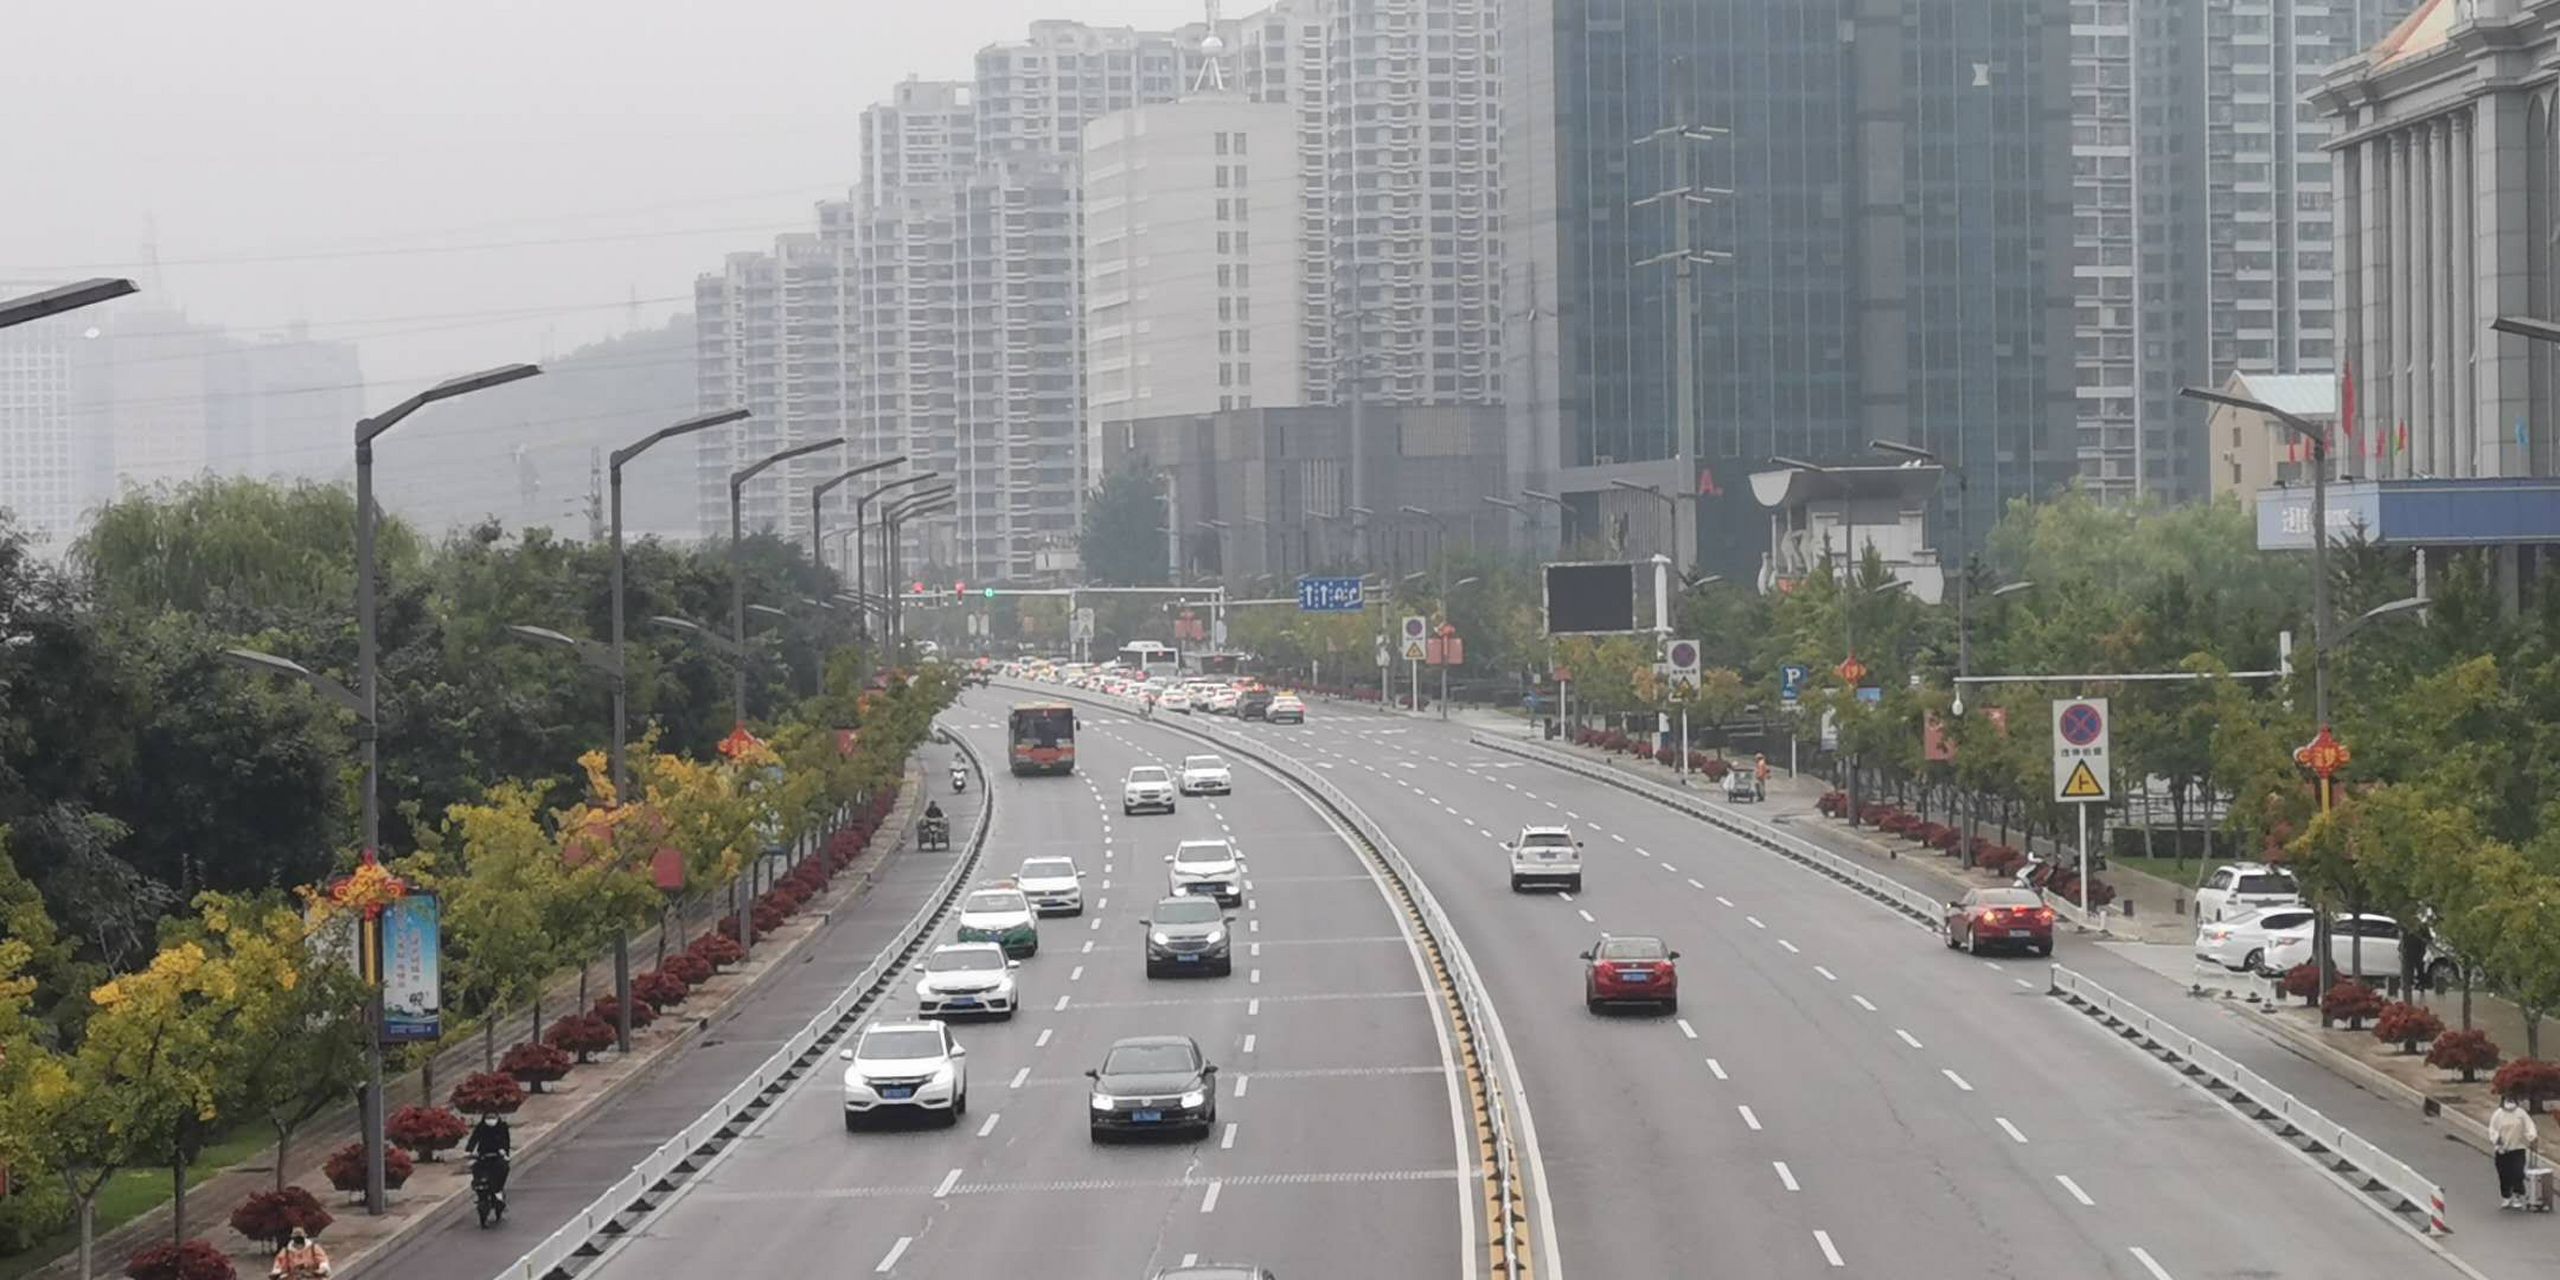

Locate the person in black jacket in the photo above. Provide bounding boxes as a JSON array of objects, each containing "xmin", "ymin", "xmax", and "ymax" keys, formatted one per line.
[{"xmin": 466, "ymin": 1112, "xmax": 513, "ymax": 1203}]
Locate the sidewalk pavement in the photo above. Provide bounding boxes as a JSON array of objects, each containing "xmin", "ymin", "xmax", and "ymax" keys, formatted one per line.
[
  {"xmin": 1465, "ymin": 720, "xmax": 2554, "ymax": 1276},
  {"xmin": 31, "ymin": 751, "xmax": 949, "ymax": 1280}
]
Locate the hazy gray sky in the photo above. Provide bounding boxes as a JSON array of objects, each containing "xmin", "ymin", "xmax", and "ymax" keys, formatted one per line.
[{"xmin": 1, "ymin": 0, "xmax": 1207, "ymax": 394}]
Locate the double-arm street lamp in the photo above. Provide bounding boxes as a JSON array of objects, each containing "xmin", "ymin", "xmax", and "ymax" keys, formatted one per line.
[
  {"xmin": 0, "ymin": 278, "xmax": 138, "ymax": 331},
  {"xmin": 728, "ymin": 438, "xmax": 844, "ymax": 725},
  {"xmin": 1869, "ymin": 438, "xmax": 1969, "ymax": 678},
  {"xmin": 883, "ymin": 489, "xmax": 956, "ymax": 641},
  {"xmin": 2181, "ymin": 386, "xmax": 2333, "ymax": 729},
  {"xmin": 1399, "ymin": 505, "xmax": 1459, "ymax": 719},
  {"xmin": 1518, "ymin": 488, "xmax": 1576, "ymax": 548},
  {"xmin": 811, "ymin": 457, "xmax": 908, "ymax": 574},
  {"xmin": 856, "ymin": 473, "xmax": 942, "ymax": 636},
  {"xmin": 1607, "ymin": 479, "xmax": 1681, "ymax": 577}
]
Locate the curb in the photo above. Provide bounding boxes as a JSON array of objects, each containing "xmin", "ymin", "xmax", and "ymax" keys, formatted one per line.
[
  {"xmin": 2236, "ymin": 1002, "xmax": 2501, "ymax": 1159},
  {"xmin": 331, "ymin": 761, "xmax": 930, "ymax": 1280}
]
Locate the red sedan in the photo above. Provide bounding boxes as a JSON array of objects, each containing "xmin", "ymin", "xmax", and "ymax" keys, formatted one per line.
[
  {"xmin": 1944, "ymin": 888, "xmax": 2055, "ymax": 957},
  {"xmin": 1582, "ymin": 934, "xmax": 1680, "ymax": 1013}
]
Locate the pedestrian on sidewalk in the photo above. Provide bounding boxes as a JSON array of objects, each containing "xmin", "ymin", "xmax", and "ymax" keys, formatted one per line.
[{"xmin": 2491, "ymin": 1093, "xmax": 2539, "ymax": 1209}]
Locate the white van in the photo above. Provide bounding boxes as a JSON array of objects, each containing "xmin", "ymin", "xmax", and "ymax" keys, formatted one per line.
[{"xmin": 1506, "ymin": 825, "xmax": 1583, "ymax": 893}]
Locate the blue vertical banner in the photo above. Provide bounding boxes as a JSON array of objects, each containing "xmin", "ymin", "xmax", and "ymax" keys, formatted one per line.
[{"xmin": 378, "ymin": 893, "xmax": 443, "ymax": 1044}]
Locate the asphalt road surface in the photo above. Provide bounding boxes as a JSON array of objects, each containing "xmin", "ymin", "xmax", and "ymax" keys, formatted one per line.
[{"xmin": 576, "ymin": 690, "xmax": 1472, "ymax": 1280}]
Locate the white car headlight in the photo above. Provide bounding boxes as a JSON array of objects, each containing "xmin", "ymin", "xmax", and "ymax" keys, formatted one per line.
[
  {"xmin": 1090, "ymin": 1091, "xmax": 1114, "ymax": 1111},
  {"xmin": 1203, "ymin": 929, "xmax": 1225, "ymax": 945},
  {"xmin": 1180, "ymin": 1088, "xmax": 1207, "ymax": 1108},
  {"xmin": 1150, "ymin": 931, "xmax": 1173, "ymax": 945}
]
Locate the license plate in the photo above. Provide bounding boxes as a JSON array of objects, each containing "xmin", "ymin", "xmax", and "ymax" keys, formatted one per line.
[
  {"xmin": 946, "ymin": 998, "xmax": 980, "ymax": 1008},
  {"xmin": 882, "ymin": 1086, "xmax": 915, "ymax": 1100},
  {"xmin": 2008, "ymin": 930, "xmax": 2032, "ymax": 938},
  {"xmin": 1177, "ymin": 954, "xmax": 1201, "ymax": 964},
  {"xmin": 1132, "ymin": 1109, "xmax": 1162, "ymax": 1123},
  {"xmin": 1620, "ymin": 972, "xmax": 1651, "ymax": 983}
]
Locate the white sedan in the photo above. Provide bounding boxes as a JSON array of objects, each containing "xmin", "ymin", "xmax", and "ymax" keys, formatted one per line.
[
  {"xmin": 2263, "ymin": 913, "xmax": 2406, "ymax": 978},
  {"xmin": 1015, "ymin": 856, "xmax": 1085, "ymax": 916},
  {"xmin": 2193, "ymin": 905, "xmax": 2317, "ymax": 973},
  {"xmin": 1179, "ymin": 754, "xmax": 1234, "ymax": 795},
  {"xmin": 1160, "ymin": 688, "xmax": 1194, "ymax": 713},
  {"xmin": 912, "ymin": 942, "xmax": 1019, "ymax": 1018}
]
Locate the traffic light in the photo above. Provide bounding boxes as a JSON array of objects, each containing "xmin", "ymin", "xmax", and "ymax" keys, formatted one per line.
[{"xmin": 982, "ymin": 587, "xmax": 996, "ymax": 599}]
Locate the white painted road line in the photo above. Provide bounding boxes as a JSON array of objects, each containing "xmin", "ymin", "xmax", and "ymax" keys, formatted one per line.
[
  {"xmin": 1996, "ymin": 1117, "xmax": 2027, "ymax": 1144},
  {"xmin": 1250, "ymin": 968, "xmax": 1263, "ymax": 984},
  {"xmin": 1895, "ymin": 1028, "xmax": 1924, "ymax": 1049},
  {"xmin": 1070, "ymin": 965, "xmax": 1085, "ymax": 981},
  {"xmin": 977, "ymin": 1113, "xmax": 1000, "ymax": 1137},
  {"xmin": 1716, "ymin": 896, "xmax": 1734, "ymax": 907},
  {"xmin": 1687, "ymin": 878, "xmax": 1705, "ymax": 889},
  {"xmin": 1773, "ymin": 1161, "xmax": 1799, "ymax": 1191},
  {"xmin": 1558, "ymin": 892, "xmax": 1574, "ymax": 903},
  {"xmin": 1746, "ymin": 915, "xmax": 1766, "ymax": 929},
  {"xmin": 1662, "ymin": 863, "xmax": 1679, "ymax": 874},
  {"xmin": 2056, "ymin": 1174, "xmax": 2094, "ymax": 1206},
  {"xmin": 934, "ymin": 1167, "xmax": 963, "ymax": 1198},
  {"xmin": 1778, "ymin": 939, "xmax": 1800, "ymax": 953},
  {"xmin": 1035, "ymin": 1028, "xmax": 1052, "ymax": 1048},
  {"xmin": 1814, "ymin": 965, "xmax": 1837, "ymax": 981},
  {"xmin": 1814, "ymin": 1230, "xmax": 1844, "ymax": 1268},
  {"xmin": 1081, "ymin": 940, "xmax": 1094, "ymax": 954},
  {"xmin": 1853, "ymin": 995, "xmax": 1878, "ymax": 1012},
  {"xmin": 1577, "ymin": 909, "xmax": 1595, "ymax": 923},
  {"xmin": 1055, "ymin": 995, "xmax": 1072, "ymax": 1011},
  {"xmin": 1200, "ymin": 1180, "xmax": 1222, "ymax": 1213},
  {"xmin": 1234, "ymin": 1074, "xmax": 1250, "ymax": 1096},
  {"xmin": 876, "ymin": 1237, "xmax": 912, "ymax": 1273},
  {"xmin": 1242, "ymin": 1033, "xmax": 1256, "ymax": 1053},
  {"xmin": 1738, "ymin": 1105, "xmax": 1762, "ymax": 1131},
  {"xmin": 2014, "ymin": 977, "xmax": 2035, "ymax": 990},
  {"xmin": 1247, "ymin": 998, "xmax": 1260, "ymax": 1015},
  {"xmin": 1677, "ymin": 1019, "xmax": 1699, "ymax": 1039},
  {"xmin": 1009, "ymin": 1067, "xmax": 1030, "ymax": 1089},
  {"xmin": 2129, "ymin": 1246, "xmax": 2174, "ymax": 1279},
  {"xmin": 1221, "ymin": 1122, "xmax": 1238, "ymax": 1149},
  {"xmin": 1942, "ymin": 1068, "xmax": 1974, "ymax": 1092},
  {"xmin": 1706, "ymin": 1058, "xmax": 1728, "ymax": 1081},
  {"xmin": 1610, "ymin": 833, "xmax": 1625, "ymax": 843},
  {"xmin": 1250, "ymin": 942, "xmax": 1262, "ymax": 957}
]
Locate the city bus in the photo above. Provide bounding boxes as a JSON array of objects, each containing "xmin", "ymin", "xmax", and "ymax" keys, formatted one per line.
[
  {"xmin": 1193, "ymin": 651, "xmax": 1245, "ymax": 678},
  {"xmin": 1116, "ymin": 641, "xmax": 1180, "ymax": 681},
  {"xmin": 1008, "ymin": 701, "xmax": 1077, "ymax": 776}
]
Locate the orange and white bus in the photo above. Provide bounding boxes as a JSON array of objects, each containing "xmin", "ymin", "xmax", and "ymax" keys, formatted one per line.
[{"xmin": 1008, "ymin": 701, "xmax": 1077, "ymax": 776}]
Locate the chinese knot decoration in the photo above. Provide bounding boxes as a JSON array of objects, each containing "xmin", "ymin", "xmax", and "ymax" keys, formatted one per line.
[
  {"xmin": 327, "ymin": 857, "xmax": 410, "ymax": 921},
  {"xmin": 717, "ymin": 725, "xmax": 768, "ymax": 760},
  {"xmin": 1836, "ymin": 655, "xmax": 1869, "ymax": 687},
  {"xmin": 2293, "ymin": 725, "xmax": 2351, "ymax": 781}
]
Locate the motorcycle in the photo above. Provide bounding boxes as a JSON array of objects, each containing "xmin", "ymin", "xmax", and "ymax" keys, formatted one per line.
[
  {"xmin": 472, "ymin": 1152, "xmax": 509, "ymax": 1228},
  {"xmin": 950, "ymin": 766, "xmax": 969, "ymax": 793}
]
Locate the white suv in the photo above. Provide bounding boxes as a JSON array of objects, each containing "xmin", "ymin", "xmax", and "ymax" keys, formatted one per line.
[
  {"xmin": 839, "ymin": 1020, "xmax": 967, "ymax": 1128},
  {"xmin": 1123, "ymin": 765, "xmax": 1178, "ymax": 815},
  {"xmin": 911, "ymin": 942, "xmax": 1019, "ymax": 1019},
  {"xmin": 1179, "ymin": 754, "xmax": 1234, "ymax": 796},
  {"xmin": 1506, "ymin": 825, "xmax": 1583, "ymax": 893},
  {"xmin": 2194, "ymin": 863, "xmax": 2301, "ymax": 924},
  {"xmin": 1015, "ymin": 856, "xmax": 1086, "ymax": 916},
  {"xmin": 1167, "ymin": 838, "xmax": 1245, "ymax": 906}
]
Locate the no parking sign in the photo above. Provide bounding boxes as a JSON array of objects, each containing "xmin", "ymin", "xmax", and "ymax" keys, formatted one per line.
[{"xmin": 2050, "ymin": 698, "xmax": 2112, "ymax": 802}]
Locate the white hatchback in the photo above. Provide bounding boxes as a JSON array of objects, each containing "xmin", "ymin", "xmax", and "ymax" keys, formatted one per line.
[
  {"xmin": 839, "ymin": 1021, "xmax": 967, "ymax": 1128},
  {"xmin": 1180, "ymin": 754, "xmax": 1234, "ymax": 795}
]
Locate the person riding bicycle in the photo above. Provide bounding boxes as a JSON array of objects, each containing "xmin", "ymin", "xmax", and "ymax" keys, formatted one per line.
[
  {"xmin": 270, "ymin": 1228, "xmax": 330, "ymax": 1280},
  {"xmin": 465, "ymin": 1112, "xmax": 513, "ymax": 1206}
]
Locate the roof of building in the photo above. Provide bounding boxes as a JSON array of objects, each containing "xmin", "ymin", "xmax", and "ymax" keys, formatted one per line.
[
  {"xmin": 2372, "ymin": 0, "xmax": 2458, "ymax": 68},
  {"xmin": 2226, "ymin": 372, "xmax": 2337, "ymax": 419}
]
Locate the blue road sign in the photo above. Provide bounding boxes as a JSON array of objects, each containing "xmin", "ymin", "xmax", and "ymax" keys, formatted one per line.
[
  {"xmin": 1297, "ymin": 576, "xmax": 1366, "ymax": 613},
  {"xmin": 1780, "ymin": 664, "xmax": 1809, "ymax": 703}
]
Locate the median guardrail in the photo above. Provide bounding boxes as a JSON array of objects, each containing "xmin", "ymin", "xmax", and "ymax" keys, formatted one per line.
[
  {"xmin": 489, "ymin": 726, "xmax": 995, "ymax": 1280},
  {"xmin": 1019, "ymin": 683, "xmax": 1540, "ymax": 1280},
  {"xmin": 2049, "ymin": 964, "xmax": 2451, "ymax": 1236},
  {"xmin": 1468, "ymin": 732, "xmax": 1950, "ymax": 930}
]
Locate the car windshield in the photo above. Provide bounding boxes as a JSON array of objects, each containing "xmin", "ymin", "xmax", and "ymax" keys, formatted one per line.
[
  {"xmin": 2237, "ymin": 872, "xmax": 2298, "ymax": 895},
  {"xmin": 1185, "ymin": 756, "xmax": 1225, "ymax": 770},
  {"xmin": 1020, "ymin": 859, "xmax": 1075, "ymax": 880},
  {"xmin": 1102, "ymin": 1043, "xmax": 1197, "ymax": 1075},
  {"xmin": 1597, "ymin": 937, "xmax": 1668, "ymax": 960},
  {"xmin": 1154, "ymin": 899, "xmax": 1222, "ymax": 924},
  {"xmin": 1519, "ymin": 831, "xmax": 1572, "ymax": 848},
  {"xmin": 1976, "ymin": 889, "xmax": 2044, "ymax": 908},
  {"xmin": 859, "ymin": 1029, "xmax": 943, "ymax": 1059},
  {"xmin": 1175, "ymin": 843, "xmax": 1233, "ymax": 865},
  {"xmin": 927, "ymin": 947, "xmax": 1004, "ymax": 972},
  {"xmin": 965, "ymin": 891, "xmax": 1026, "ymax": 913},
  {"xmin": 1128, "ymin": 767, "xmax": 1169, "ymax": 783}
]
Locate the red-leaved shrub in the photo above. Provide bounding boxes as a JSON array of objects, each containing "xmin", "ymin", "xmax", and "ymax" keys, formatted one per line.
[
  {"xmin": 2491, "ymin": 1058, "xmax": 2560, "ymax": 1112},
  {"xmin": 323, "ymin": 1143, "xmax": 413, "ymax": 1195},
  {"xmin": 2281, "ymin": 963, "xmax": 2323, "ymax": 1003},
  {"xmin": 2371, "ymin": 1003, "xmax": 2444, "ymax": 1055},
  {"xmin": 227, "ymin": 1187, "xmax": 332, "ymax": 1253},
  {"xmin": 751, "ymin": 900, "xmax": 787, "ymax": 933},
  {"xmin": 689, "ymin": 932, "xmax": 744, "ymax": 969},
  {"xmin": 2426, "ymin": 1029, "xmax": 2501, "ymax": 1083},
  {"xmin": 545, "ymin": 1013, "xmax": 615, "ymax": 1062},
  {"xmin": 663, "ymin": 952, "xmax": 713, "ymax": 986},
  {"xmin": 501, "ymin": 1041, "xmax": 573, "ymax": 1092},
  {"xmin": 449, "ymin": 1070, "xmax": 527, "ymax": 1115},
  {"xmin": 633, "ymin": 969, "xmax": 691, "ymax": 1008},
  {"xmin": 2322, "ymin": 979, "xmax": 2387, "ymax": 1029},
  {"xmin": 385, "ymin": 1104, "xmax": 468, "ymax": 1160},
  {"xmin": 125, "ymin": 1239, "xmax": 236, "ymax": 1280},
  {"xmin": 1816, "ymin": 791, "xmax": 1848, "ymax": 817},
  {"xmin": 593, "ymin": 995, "xmax": 658, "ymax": 1029}
]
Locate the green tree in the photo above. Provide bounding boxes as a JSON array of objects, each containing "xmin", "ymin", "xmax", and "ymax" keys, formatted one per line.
[
  {"xmin": 1080, "ymin": 469, "xmax": 1169, "ymax": 586},
  {"xmin": 199, "ymin": 894, "xmax": 371, "ymax": 1193},
  {"xmin": 73, "ymin": 475, "xmax": 426, "ymax": 623},
  {"xmin": 409, "ymin": 783, "xmax": 570, "ymax": 1066}
]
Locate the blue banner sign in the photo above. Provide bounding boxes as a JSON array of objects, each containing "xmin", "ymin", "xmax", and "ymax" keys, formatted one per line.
[{"xmin": 1297, "ymin": 576, "xmax": 1366, "ymax": 613}]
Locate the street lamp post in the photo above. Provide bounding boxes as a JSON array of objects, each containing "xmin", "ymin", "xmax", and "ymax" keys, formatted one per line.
[
  {"xmin": 1871, "ymin": 439, "xmax": 1967, "ymax": 679},
  {"xmin": 500, "ymin": 624, "xmax": 639, "ymax": 1051},
  {"xmin": 1399, "ymin": 506, "xmax": 1455, "ymax": 719},
  {"xmin": 0, "ymin": 278, "xmax": 138, "ymax": 331},
  {"xmin": 611, "ymin": 409, "xmax": 747, "ymax": 796},
  {"xmin": 349, "ymin": 362, "xmax": 538, "ymax": 1214},
  {"xmin": 728, "ymin": 438, "xmax": 844, "ymax": 726},
  {"xmin": 884, "ymin": 492, "xmax": 956, "ymax": 642},
  {"xmin": 856, "ymin": 474, "xmax": 942, "ymax": 640},
  {"xmin": 1519, "ymin": 488, "xmax": 1574, "ymax": 549},
  {"xmin": 811, "ymin": 456, "xmax": 908, "ymax": 572},
  {"xmin": 2182, "ymin": 388, "xmax": 2330, "ymax": 728},
  {"xmin": 1607, "ymin": 479, "xmax": 1681, "ymax": 579}
]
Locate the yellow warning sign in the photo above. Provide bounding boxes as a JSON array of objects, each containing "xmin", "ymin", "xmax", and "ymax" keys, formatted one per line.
[{"xmin": 2059, "ymin": 760, "xmax": 2106, "ymax": 800}]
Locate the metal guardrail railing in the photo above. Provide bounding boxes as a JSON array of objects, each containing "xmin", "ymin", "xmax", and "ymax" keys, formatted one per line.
[
  {"xmin": 1469, "ymin": 733, "xmax": 1948, "ymax": 929},
  {"xmin": 1021, "ymin": 683, "xmax": 1537, "ymax": 1279},
  {"xmin": 2049, "ymin": 964, "xmax": 2451, "ymax": 1236},
  {"xmin": 490, "ymin": 726, "xmax": 995, "ymax": 1280}
]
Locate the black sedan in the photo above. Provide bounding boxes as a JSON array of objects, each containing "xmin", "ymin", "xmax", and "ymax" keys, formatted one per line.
[
  {"xmin": 1088, "ymin": 1035, "xmax": 1219, "ymax": 1140},
  {"xmin": 1144, "ymin": 897, "xmax": 1235, "ymax": 977}
]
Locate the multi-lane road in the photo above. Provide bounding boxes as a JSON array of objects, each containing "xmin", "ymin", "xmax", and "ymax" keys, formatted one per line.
[{"xmin": 560, "ymin": 689, "xmax": 2483, "ymax": 1279}]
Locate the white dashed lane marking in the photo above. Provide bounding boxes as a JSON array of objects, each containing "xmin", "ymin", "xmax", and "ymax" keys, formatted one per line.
[
  {"xmin": 977, "ymin": 1113, "xmax": 1000, "ymax": 1137},
  {"xmin": 1706, "ymin": 1058, "xmax": 1727, "ymax": 1080},
  {"xmin": 1814, "ymin": 1230, "xmax": 1844, "ymax": 1268},
  {"xmin": 933, "ymin": 1167, "xmax": 962, "ymax": 1198},
  {"xmin": 1852, "ymin": 995, "xmax": 1878, "ymax": 1012},
  {"xmin": 1895, "ymin": 1029, "xmax": 1924, "ymax": 1049},
  {"xmin": 1774, "ymin": 1161, "xmax": 1800, "ymax": 1192},
  {"xmin": 1942, "ymin": 1069, "xmax": 1974, "ymax": 1092},
  {"xmin": 876, "ymin": 1237, "xmax": 912, "ymax": 1273},
  {"xmin": 1737, "ymin": 1105, "xmax": 1762, "ymax": 1131},
  {"xmin": 1813, "ymin": 966, "xmax": 1837, "ymax": 981},
  {"xmin": 2056, "ymin": 1174, "xmax": 2094, "ymax": 1206},
  {"xmin": 1996, "ymin": 1117, "xmax": 2028, "ymax": 1144}
]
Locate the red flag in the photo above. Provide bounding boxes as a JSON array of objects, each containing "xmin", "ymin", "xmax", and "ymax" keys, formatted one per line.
[
  {"xmin": 1696, "ymin": 466, "xmax": 1721, "ymax": 498},
  {"xmin": 2396, "ymin": 421, "xmax": 2408, "ymax": 456},
  {"xmin": 2338, "ymin": 362, "xmax": 2358, "ymax": 456}
]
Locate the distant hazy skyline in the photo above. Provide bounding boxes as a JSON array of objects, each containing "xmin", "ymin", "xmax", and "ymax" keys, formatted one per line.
[{"xmin": 1, "ymin": 0, "xmax": 1209, "ymax": 398}]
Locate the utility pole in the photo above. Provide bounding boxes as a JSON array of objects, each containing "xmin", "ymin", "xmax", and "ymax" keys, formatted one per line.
[{"xmin": 1630, "ymin": 63, "xmax": 1730, "ymax": 577}]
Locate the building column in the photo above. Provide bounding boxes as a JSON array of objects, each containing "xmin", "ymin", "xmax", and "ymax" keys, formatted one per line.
[
  {"xmin": 2340, "ymin": 141, "xmax": 2363, "ymax": 468},
  {"xmin": 2431, "ymin": 119, "xmax": 2456, "ymax": 478},
  {"xmin": 2363, "ymin": 134, "xmax": 2390, "ymax": 477},
  {"xmin": 2454, "ymin": 109, "xmax": 2478, "ymax": 477},
  {"xmin": 2393, "ymin": 130, "xmax": 2416, "ymax": 479},
  {"xmin": 2412, "ymin": 126, "xmax": 2436, "ymax": 480}
]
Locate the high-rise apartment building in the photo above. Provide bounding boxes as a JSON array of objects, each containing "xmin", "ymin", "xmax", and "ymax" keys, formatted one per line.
[
  {"xmin": 692, "ymin": 233, "xmax": 854, "ymax": 547},
  {"xmin": 0, "ymin": 297, "xmax": 82, "ymax": 553},
  {"xmin": 1503, "ymin": 0, "xmax": 2078, "ymax": 576},
  {"xmin": 1084, "ymin": 96, "xmax": 1308, "ymax": 461},
  {"xmin": 2069, "ymin": 0, "xmax": 2417, "ymax": 502}
]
